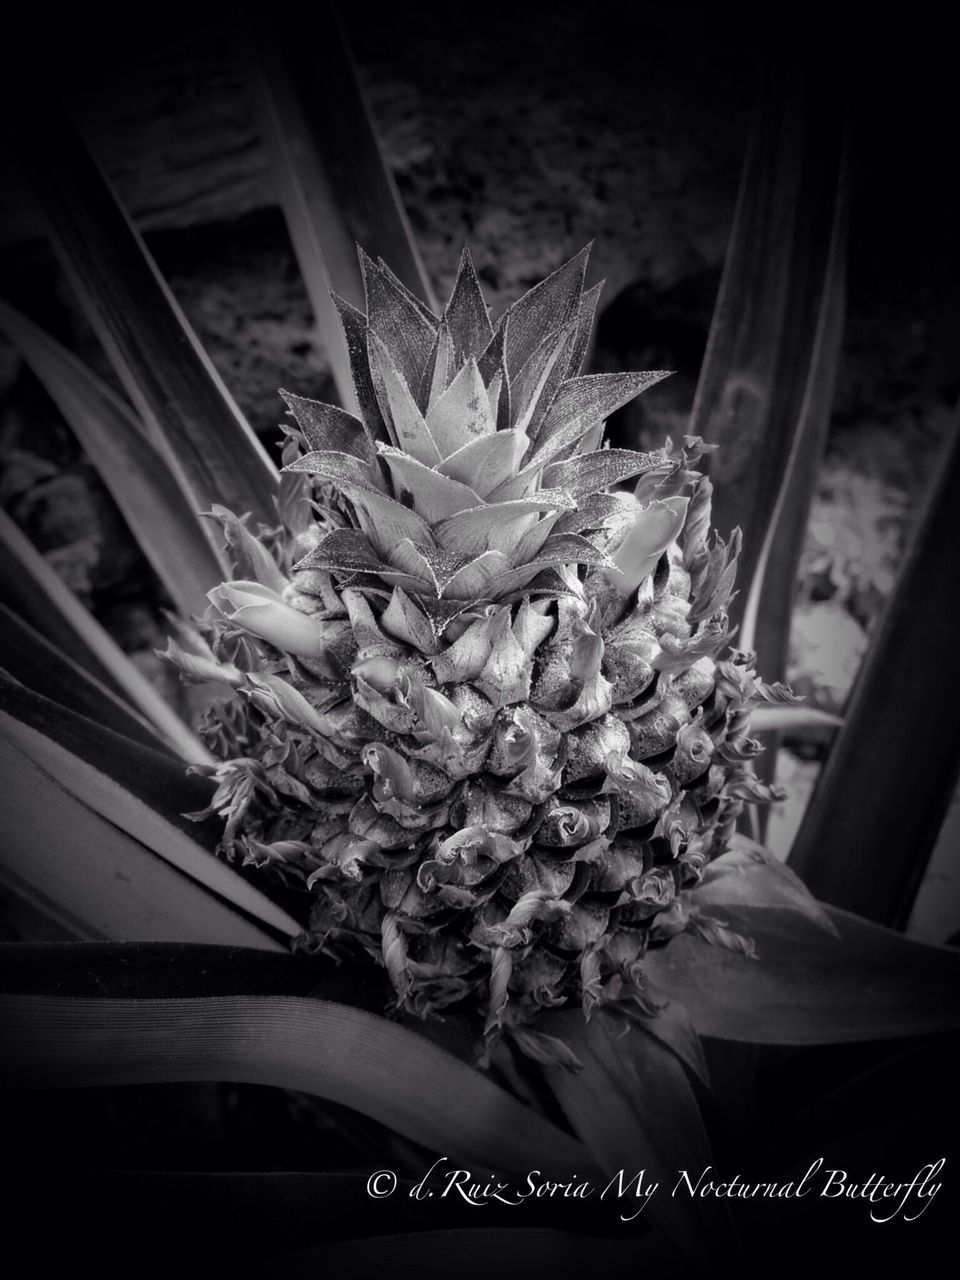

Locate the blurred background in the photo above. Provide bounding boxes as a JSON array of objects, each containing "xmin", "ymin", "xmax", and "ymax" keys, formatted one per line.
[{"xmin": 0, "ymin": 1, "xmax": 957, "ymax": 940}]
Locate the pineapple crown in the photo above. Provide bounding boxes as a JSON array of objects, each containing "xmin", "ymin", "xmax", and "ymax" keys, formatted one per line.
[{"xmin": 280, "ymin": 244, "xmax": 674, "ymax": 633}]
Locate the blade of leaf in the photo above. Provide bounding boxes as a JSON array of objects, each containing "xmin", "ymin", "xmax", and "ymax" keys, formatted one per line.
[
  {"xmin": 241, "ymin": 6, "xmax": 437, "ymax": 412},
  {"xmin": 443, "ymin": 246, "xmax": 493, "ymax": 361},
  {"xmin": 361, "ymin": 248, "xmax": 437, "ymax": 400},
  {"xmin": 543, "ymin": 1008, "xmax": 734, "ymax": 1266},
  {"xmin": 690, "ymin": 50, "xmax": 848, "ymax": 691},
  {"xmin": 737, "ymin": 183, "xmax": 847, "ymax": 670},
  {"xmin": 0, "ymin": 941, "xmax": 384, "ymax": 1008},
  {"xmin": 437, "ymin": 429, "xmax": 527, "ymax": 497},
  {"xmin": 368, "ymin": 332, "xmax": 442, "ymax": 465},
  {"xmin": 378, "ymin": 449, "xmax": 484, "ymax": 521},
  {"xmin": 0, "ymin": 508, "xmax": 210, "ymax": 763},
  {"xmin": 636, "ymin": 995, "xmax": 712, "ymax": 1090},
  {"xmin": 0, "ymin": 299, "xmax": 226, "ymax": 616},
  {"xmin": 538, "ymin": 370, "xmax": 671, "ymax": 448},
  {"xmin": 570, "ymin": 279, "xmax": 605, "ymax": 374},
  {"xmin": 0, "ymin": 671, "xmax": 212, "ymax": 834},
  {"xmin": 279, "ymin": 389, "xmax": 373, "ymax": 460},
  {"xmin": 500, "ymin": 245, "xmax": 590, "ymax": 378},
  {"xmin": 14, "ymin": 97, "xmax": 278, "ymax": 528},
  {"xmin": 0, "ymin": 605, "xmax": 166, "ymax": 753},
  {"xmin": 543, "ymin": 449, "xmax": 658, "ymax": 496},
  {"xmin": 691, "ymin": 833, "xmax": 838, "ymax": 934},
  {"xmin": 644, "ymin": 905, "xmax": 960, "ymax": 1043},
  {"xmin": 0, "ymin": 739, "xmax": 288, "ymax": 948},
  {"xmin": 425, "ymin": 357, "xmax": 494, "ymax": 455},
  {"xmin": 749, "ymin": 704, "xmax": 843, "ymax": 733},
  {"xmin": 0, "ymin": 710, "xmax": 301, "ymax": 942},
  {"xmin": 0, "ymin": 993, "xmax": 592, "ymax": 1179},
  {"xmin": 788, "ymin": 416, "xmax": 960, "ymax": 925}
]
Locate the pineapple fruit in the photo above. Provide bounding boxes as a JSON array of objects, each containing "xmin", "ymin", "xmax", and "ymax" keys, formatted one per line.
[{"xmin": 183, "ymin": 246, "xmax": 785, "ymax": 1061}]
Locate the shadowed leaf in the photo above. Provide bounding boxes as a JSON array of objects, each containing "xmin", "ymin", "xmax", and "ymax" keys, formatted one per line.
[
  {"xmin": 638, "ymin": 995, "xmax": 711, "ymax": 1089},
  {"xmin": 15, "ymin": 98, "xmax": 278, "ymax": 528},
  {"xmin": 544, "ymin": 1008, "xmax": 733, "ymax": 1266},
  {"xmin": 331, "ymin": 295, "xmax": 392, "ymax": 446},
  {"xmin": 645, "ymin": 906, "xmax": 960, "ymax": 1043},
  {"xmin": 0, "ymin": 508, "xmax": 208, "ymax": 762},
  {"xmin": 692, "ymin": 834, "xmax": 837, "ymax": 934},
  {"xmin": 361, "ymin": 249, "xmax": 437, "ymax": 397},
  {"xmin": 0, "ymin": 984, "xmax": 592, "ymax": 1178},
  {"xmin": 0, "ymin": 673, "xmax": 212, "ymax": 834},
  {"xmin": 0, "ymin": 606, "xmax": 166, "ymax": 752},
  {"xmin": 0, "ymin": 708, "xmax": 300, "ymax": 940},
  {"xmin": 570, "ymin": 279, "xmax": 605, "ymax": 374},
  {"xmin": 0, "ymin": 300, "xmax": 225, "ymax": 616},
  {"xmin": 690, "ymin": 51, "xmax": 848, "ymax": 697},
  {"xmin": 296, "ymin": 529, "xmax": 384, "ymax": 575},
  {"xmin": 241, "ymin": 5, "xmax": 437, "ymax": 411},
  {"xmin": 279, "ymin": 390, "xmax": 374, "ymax": 460},
  {"xmin": 788, "ymin": 418, "xmax": 960, "ymax": 925},
  {"xmin": 513, "ymin": 318, "xmax": 579, "ymax": 439},
  {"xmin": 0, "ymin": 738, "xmax": 289, "ymax": 947}
]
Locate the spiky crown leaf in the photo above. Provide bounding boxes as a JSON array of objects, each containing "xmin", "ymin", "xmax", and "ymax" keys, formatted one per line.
[{"xmin": 282, "ymin": 246, "xmax": 670, "ymax": 619}]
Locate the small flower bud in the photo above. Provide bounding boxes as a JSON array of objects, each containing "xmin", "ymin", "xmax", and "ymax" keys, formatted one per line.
[
  {"xmin": 243, "ymin": 673, "xmax": 332, "ymax": 736},
  {"xmin": 209, "ymin": 581, "xmax": 330, "ymax": 658},
  {"xmin": 604, "ymin": 496, "xmax": 690, "ymax": 596}
]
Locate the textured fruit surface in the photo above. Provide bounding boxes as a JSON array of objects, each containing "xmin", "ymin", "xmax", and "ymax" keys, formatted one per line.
[{"xmin": 177, "ymin": 247, "xmax": 787, "ymax": 1061}]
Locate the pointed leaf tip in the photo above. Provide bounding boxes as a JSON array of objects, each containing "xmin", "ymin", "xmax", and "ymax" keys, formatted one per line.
[
  {"xmin": 503, "ymin": 245, "xmax": 591, "ymax": 377},
  {"xmin": 443, "ymin": 245, "xmax": 494, "ymax": 362}
]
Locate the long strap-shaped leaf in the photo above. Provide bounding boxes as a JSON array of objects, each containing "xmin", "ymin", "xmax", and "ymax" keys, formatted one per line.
[
  {"xmin": 0, "ymin": 605, "xmax": 166, "ymax": 752},
  {"xmin": 242, "ymin": 3, "xmax": 438, "ymax": 412},
  {"xmin": 0, "ymin": 508, "xmax": 208, "ymax": 762},
  {"xmin": 0, "ymin": 738, "xmax": 288, "ymax": 947},
  {"xmin": 0, "ymin": 992, "xmax": 590, "ymax": 1178},
  {"xmin": 644, "ymin": 905, "xmax": 960, "ymax": 1043},
  {"xmin": 13, "ymin": 98, "xmax": 278, "ymax": 529},
  {"xmin": 0, "ymin": 299, "xmax": 226, "ymax": 616},
  {"xmin": 788, "ymin": 420, "xmax": 960, "ymax": 925},
  {"xmin": 0, "ymin": 941, "xmax": 373, "ymax": 1003},
  {"xmin": 0, "ymin": 672, "xmax": 212, "ymax": 833},
  {"xmin": 544, "ymin": 1009, "xmax": 733, "ymax": 1268},
  {"xmin": 0, "ymin": 711, "xmax": 300, "ymax": 941},
  {"xmin": 689, "ymin": 48, "xmax": 847, "ymax": 685},
  {"xmin": 738, "ymin": 186, "xmax": 847, "ymax": 673}
]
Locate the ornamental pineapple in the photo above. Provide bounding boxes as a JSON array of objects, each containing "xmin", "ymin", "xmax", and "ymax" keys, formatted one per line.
[{"xmin": 175, "ymin": 245, "xmax": 786, "ymax": 1062}]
